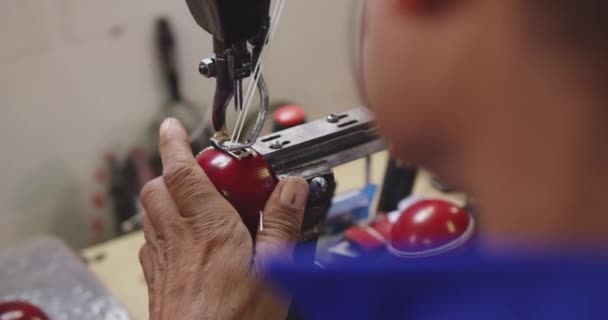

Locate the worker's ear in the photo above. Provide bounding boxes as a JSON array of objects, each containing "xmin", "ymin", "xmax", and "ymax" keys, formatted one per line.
[{"xmin": 394, "ymin": 0, "xmax": 460, "ymax": 14}]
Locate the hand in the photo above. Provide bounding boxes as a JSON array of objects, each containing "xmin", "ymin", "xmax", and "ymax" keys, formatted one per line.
[{"xmin": 138, "ymin": 118, "xmax": 309, "ymax": 320}]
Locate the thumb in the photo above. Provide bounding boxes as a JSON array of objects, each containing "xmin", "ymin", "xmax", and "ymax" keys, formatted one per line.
[{"xmin": 255, "ymin": 176, "xmax": 309, "ymax": 261}]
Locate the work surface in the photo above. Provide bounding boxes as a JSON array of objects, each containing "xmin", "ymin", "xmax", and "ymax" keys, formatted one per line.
[{"xmin": 81, "ymin": 151, "xmax": 462, "ymax": 320}]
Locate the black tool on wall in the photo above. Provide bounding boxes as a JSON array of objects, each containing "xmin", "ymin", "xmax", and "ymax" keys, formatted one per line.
[
  {"xmin": 109, "ymin": 17, "xmax": 208, "ymax": 234},
  {"xmin": 149, "ymin": 17, "xmax": 205, "ymax": 171}
]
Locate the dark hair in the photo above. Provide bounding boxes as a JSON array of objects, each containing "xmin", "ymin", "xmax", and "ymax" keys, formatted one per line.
[
  {"xmin": 532, "ymin": 1, "xmax": 607, "ymax": 52},
  {"xmin": 529, "ymin": 0, "xmax": 608, "ymax": 96}
]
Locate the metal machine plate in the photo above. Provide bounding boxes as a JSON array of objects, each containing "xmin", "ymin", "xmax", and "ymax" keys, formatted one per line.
[{"xmin": 253, "ymin": 107, "xmax": 386, "ymax": 174}]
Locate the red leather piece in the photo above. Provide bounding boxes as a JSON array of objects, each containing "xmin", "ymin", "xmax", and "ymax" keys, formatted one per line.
[{"xmin": 196, "ymin": 147, "xmax": 277, "ymax": 235}]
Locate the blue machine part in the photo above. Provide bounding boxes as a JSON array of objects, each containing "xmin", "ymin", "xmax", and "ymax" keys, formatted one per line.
[{"xmin": 325, "ymin": 184, "xmax": 377, "ymax": 230}]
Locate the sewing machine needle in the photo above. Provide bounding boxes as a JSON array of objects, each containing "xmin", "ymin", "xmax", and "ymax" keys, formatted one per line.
[
  {"xmin": 234, "ymin": 79, "xmax": 243, "ymax": 111},
  {"xmin": 233, "ymin": 80, "xmax": 238, "ymax": 111}
]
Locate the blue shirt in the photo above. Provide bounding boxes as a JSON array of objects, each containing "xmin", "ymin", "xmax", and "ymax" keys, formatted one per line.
[{"xmin": 266, "ymin": 247, "xmax": 608, "ymax": 320}]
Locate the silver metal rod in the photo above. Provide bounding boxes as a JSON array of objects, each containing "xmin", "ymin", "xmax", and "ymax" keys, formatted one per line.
[{"xmin": 224, "ymin": 74, "xmax": 270, "ymax": 152}]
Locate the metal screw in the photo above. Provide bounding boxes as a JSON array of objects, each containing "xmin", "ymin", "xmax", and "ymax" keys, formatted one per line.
[
  {"xmin": 269, "ymin": 140, "xmax": 284, "ymax": 150},
  {"xmin": 199, "ymin": 58, "xmax": 217, "ymax": 78},
  {"xmin": 310, "ymin": 177, "xmax": 328, "ymax": 196},
  {"xmin": 326, "ymin": 113, "xmax": 340, "ymax": 123}
]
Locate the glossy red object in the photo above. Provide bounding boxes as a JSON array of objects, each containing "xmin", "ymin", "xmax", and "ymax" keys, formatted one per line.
[
  {"xmin": 196, "ymin": 147, "xmax": 278, "ymax": 235},
  {"xmin": 371, "ymin": 215, "xmax": 393, "ymax": 240},
  {"xmin": 273, "ymin": 105, "xmax": 306, "ymax": 129},
  {"xmin": 389, "ymin": 199, "xmax": 474, "ymax": 258},
  {"xmin": 344, "ymin": 216, "xmax": 394, "ymax": 253},
  {"xmin": 345, "ymin": 226, "xmax": 385, "ymax": 252},
  {"xmin": 0, "ymin": 301, "xmax": 49, "ymax": 320}
]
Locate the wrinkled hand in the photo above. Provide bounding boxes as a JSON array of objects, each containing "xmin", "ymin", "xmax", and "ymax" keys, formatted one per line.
[{"xmin": 139, "ymin": 119, "xmax": 309, "ymax": 320}]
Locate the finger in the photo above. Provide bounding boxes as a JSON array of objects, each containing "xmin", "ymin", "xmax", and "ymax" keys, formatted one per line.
[
  {"xmin": 158, "ymin": 118, "xmax": 227, "ymax": 218},
  {"xmin": 142, "ymin": 214, "xmax": 168, "ymax": 268},
  {"xmin": 255, "ymin": 177, "xmax": 309, "ymax": 261},
  {"xmin": 140, "ymin": 177, "xmax": 180, "ymax": 237},
  {"xmin": 142, "ymin": 213, "xmax": 157, "ymax": 244},
  {"xmin": 139, "ymin": 244, "xmax": 160, "ymax": 320},
  {"xmin": 139, "ymin": 244, "xmax": 155, "ymax": 288}
]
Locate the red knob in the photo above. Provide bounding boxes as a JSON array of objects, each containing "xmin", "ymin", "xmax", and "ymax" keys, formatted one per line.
[
  {"xmin": 196, "ymin": 147, "xmax": 278, "ymax": 235},
  {"xmin": 389, "ymin": 199, "xmax": 474, "ymax": 258},
  {"xmin": 273, "ymin": 105, "xmax": 306, "ymax": 131},
  {"xmin": 0, "ymin": 301, "xmax": 48, "ymax": 320}
]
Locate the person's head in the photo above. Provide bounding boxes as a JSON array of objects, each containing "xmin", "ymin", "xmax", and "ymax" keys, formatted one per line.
[{"xmin": 360, "ymin": 0, "xmax": 608, "ymax": 243}]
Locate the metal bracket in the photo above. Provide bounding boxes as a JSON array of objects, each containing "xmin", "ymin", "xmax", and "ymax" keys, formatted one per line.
[{"xmin": 254, "ymin": 107, "xmax": 385, "ymax": 171}]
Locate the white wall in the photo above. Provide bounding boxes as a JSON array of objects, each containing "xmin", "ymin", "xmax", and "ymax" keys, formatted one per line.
[{"xmin": 0, "ymin": 0, "xmax": 360, "ymax": 249}]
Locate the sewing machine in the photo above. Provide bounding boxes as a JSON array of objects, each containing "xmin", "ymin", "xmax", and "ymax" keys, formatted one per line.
[{"xmin": 185, "ymin": 0, "xmax": 385, "ymax": 258}]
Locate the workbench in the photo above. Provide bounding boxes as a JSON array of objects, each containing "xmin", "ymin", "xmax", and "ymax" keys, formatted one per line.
[{"xmin": 81, "ymin": 151, "xmax": 462, "ymax": 319}]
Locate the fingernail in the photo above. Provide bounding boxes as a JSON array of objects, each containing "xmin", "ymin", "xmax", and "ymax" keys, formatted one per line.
[
  {"xmin": 279, "ymin": 177, "xmax": 309, "ymax": 209},
  {"xmin": 160, "ymin": 118, "xmax": 184, "ymax": 138}
]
